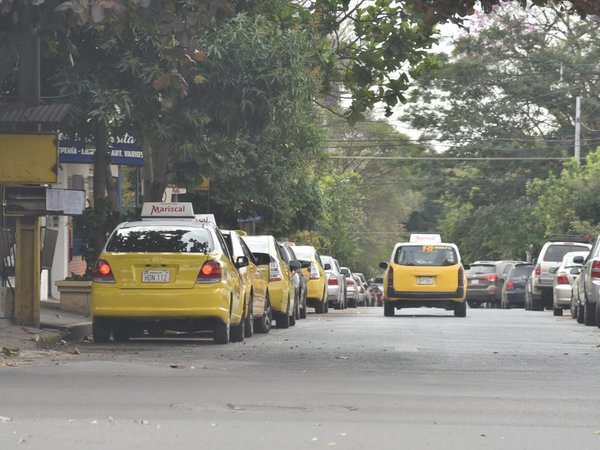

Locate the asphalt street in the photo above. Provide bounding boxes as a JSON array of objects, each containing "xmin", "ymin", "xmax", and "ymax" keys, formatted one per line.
[{"xmin": 2, "ymin": 306, "xmax": 600, "ymax": 449}]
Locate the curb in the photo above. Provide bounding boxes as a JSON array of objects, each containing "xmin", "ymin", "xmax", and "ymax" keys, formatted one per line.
[{"xmin": 39, "ymin": 321, "xmax": 93, "ymax": 347}]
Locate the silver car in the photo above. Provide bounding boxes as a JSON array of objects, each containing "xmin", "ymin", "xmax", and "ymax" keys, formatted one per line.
[
  {"xmin": 572, "ymin": 234, "xmax": 600, "ymax": 326},
  {"xmin": 340, "ymin": 266, "xmax": 358, "ymax": 308},
  {"xmin": 320, "ymin": 255, "xmax": 346, "ymax": 309},
  {"xmin": 552, "ymin": 250, "xmax": 588, "ymax": 316}
]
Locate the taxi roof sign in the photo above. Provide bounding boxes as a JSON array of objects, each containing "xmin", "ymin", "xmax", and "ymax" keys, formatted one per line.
[
  {"xmin": 409, "ymin": 233, "xmax": 442, "ymax": 243},
  {"xmin": 141, "ymin": 202, "xmax": 195, "ymax": 218}
]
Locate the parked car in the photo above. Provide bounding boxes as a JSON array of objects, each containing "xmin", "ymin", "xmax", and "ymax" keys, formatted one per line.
[
  {"xmin": 320, "ymin": 255, "xmax": 346, "ymax": 310},
  {"xmin": 354, "ymin": 272, "xmax": 371, "ymax": 306},
  {"xmin": 466, "ymin": 260, "xmax": 520, "ymax": 308},
  {"xmin": 340, "ymin": 266, "xmax": 358, "ymax": 307},
  {"xmin": 500, "ymin": 263, "xmax": 534, "ymax": 309},
  {"xmin": 369, "ymin": 276, "xmax": 384, "ymax": 306},
  {"xmin": 552, "ymin": 250, "xmax": 589, "ymax": 316},
  {"xmin": 353, "ymin": 275, "xmax": 369, "ymax": 306},
  {"xmin": 289, "ymin": 245, "xmax": 327, "ymax": 315},
  {"xmin": 242, "ymin": 235, "xmax": 300, "ymax": 328},
  {"xmin": 222, "ymin": 230, "xmax": 272, "ymax": 336},
  {"xmin": 91, "ymin": 204, "xmax": 246, "ymax": 344},
  {"xmin": 572, "ymin": 234, "xmax": 600, "ymax": 326},
  {"xmin": 571, "ymin": 271, "xmax": 586, "ymax": 323},
  {"xmin": 378, "ymin": 234, "xmax": 469, "ymax": 317},
  {"xmin": 278, "ymin": 243, "xmax": 307, "ymax": 321},
  {"xmin": 526, "ymin": 235, "xmax": 592, "ymax": 311}
]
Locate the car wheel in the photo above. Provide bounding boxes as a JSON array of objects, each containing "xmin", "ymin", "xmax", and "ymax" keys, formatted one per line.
[
  {"xmin": 255, "ymin": 293, "xmax": 272, "ymax": 333},
  {"xmin": 244, "ymin": 296, "xmax": 254, "ymax": 338},
  {"xmin": 324, "ymin": 298, "xmax": 329, "ymax": 313},
  {"xmin": 213, "ymin": 321, "xmax": 230, "ymax": 344},
  {"xmin": 577, "ymin": 303, "xmax": 585, "ymax": 324},
  {"xmin": 384, "ymin": 300, "xmax": 395, "ymax": 317},
  {"xmin": 584, "ymin": 301, "xmax": 597, "ymax": 326},
  {"xmin": 230, "ymin": 318, "xmax": 245, "ymax": 342},
  {"xmin": 277, "ymin": 298, "xmax": 291, "ymax": 329},
  {"xmin": 570, "ymin": 298, "xmax": 577, "ymax": 319},
  {"xmin": 454, "ymin": 301, "xmax": 467, "ymax": 317},
  {"xmin": 290, "ymin": 297, "xmax": 298, "ymax": 327},
  {"xmin": 300, "ymin": 292, "xmax": 308, "ymax": 319},
  {"xmin": 553, "ymin": 308, "xmax": 563, "ymax": 316},
  {"xmin": 93, "ymin": 318, "xmax": 111, "ymax": 343},
  {"xmin": 467, "ymin": 300, "xmax": 480, "ymax": 308},
  {"xmin": 113, "ymin": 321, "xmax": 130, "ymax": 342}
]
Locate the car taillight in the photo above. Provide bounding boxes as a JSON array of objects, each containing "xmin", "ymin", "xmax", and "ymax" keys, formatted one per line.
[
  {"xmin": 269, "ymin": 260, "xmax": 282, "ymax": 281},
  {"xmin": 328, "ymin": 274, "xmax": 338, "ymax": 285},
  {"xmin": 197, "ymin": 260, "xmax": 222, "ymax": 283},
  {"xmin": 592, "ymin": 261, "xmax": 600, "ymax": 278},
  {"xmin": 310, "ymin": 262, "xmax": 320, "ymax": 279},
  {"xmin": 556, "ymin": 273, "xmax": 570, "ymax": 285},
  {"xmin": 387, "ymin": 267, "xmax": 394, "ymax": 288},
  {"xmin": 534, "ymin": 265, "xmax": 541, "ymax": 276},
  {"xmin": 483, "ymin": 274, "xmax": 497, "ymax": 282},
  {"xmin": 505, "ymin": 280, "xmax": 514, "ymax": 291},
  {"xmin": 92, "ymin": 259, "xmax": 115, "ymax": 283}
]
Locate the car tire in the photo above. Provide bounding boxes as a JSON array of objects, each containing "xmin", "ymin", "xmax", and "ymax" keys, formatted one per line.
[
  {"xmin": 277, "ymin": 298, "xmax": 291, "ymax": 329},
  {"xmin": 230, "ymin": 318, "xmax": 245, "ymax": 342},
  {"xmin": 577, "ymin": 303, "xmax": 585, "ymax": 324},
  {"xmin": 324, "ymin": 298, "xmax": 329, "ymax": 313},
  {"xmin": 584, "ymin": 301, "xmax": 596, "ymax": 326},
  {"xmin": 454, "ymin": 301, "xmax": 467, "ymax": 317},
  {"xmin": 290, "ymin": 298, "xmax": 297, "ymax": 327},
  {"xmin": 553, "ymin": 308, "xmax": 563, "ymax": 316},
  {"xmin": 384, "ymin": 300, "xmax": 395, "ymax": 317},
  {"xmin": 570, "ymin": 299, "xmax": 577, "ymax": 319},
  {"xmin": 213, "ymin": 321, "xmax": 230, "ymax": 344},
  {"xmin": 300, "ymin": 292, "xmax": 308, "ymax": 319},
  {"xmin": 93, "ymin": 318, "xmax": 111, "ymax": 343},
  {"xmin": 467, "ymin": 300, "xmax": 480, "ymax": 308},
  {"xmin": 255, "ymin": 293, "xmax": 272, "ymax": 334},
  {"xmin": 244, "ymin": 296, "xmax": 254, "ymax": 338}
]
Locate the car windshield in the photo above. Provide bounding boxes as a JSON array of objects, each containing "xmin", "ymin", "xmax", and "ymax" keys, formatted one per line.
[
  {"xmin": 394, "ymin": 245, "xmax": 457, "ymax": 266},
  {"xmin": 106, "ymin": 226, "xmax": 213, "ymax": 253},
  {"xmin": 545, "ymin": 245, "xmax": 589, "ymax": 262}
]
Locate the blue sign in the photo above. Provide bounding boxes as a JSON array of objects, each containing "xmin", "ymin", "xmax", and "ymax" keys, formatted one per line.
[{"xmin": 58, "ymin": 133, "xmax": 144, "ymax": 166}]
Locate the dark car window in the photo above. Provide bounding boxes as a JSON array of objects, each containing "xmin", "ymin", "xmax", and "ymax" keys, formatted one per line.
[
  {"xmin": 512, "ymin": 265, "xmax": 534, "ymax": 278},
  {"xmin": 394, "ymin": 245, "xmax": 457, "ymax": 266},
  {"xmin": 544, "ymin": 245, "xmax": 589, "ymax": 262},
  {"xmin": 106, "ymin": 226, "xmax": 214, "ymax": 253}
]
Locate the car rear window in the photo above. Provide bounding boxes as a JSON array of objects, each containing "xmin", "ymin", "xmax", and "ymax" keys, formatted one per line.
[
  {"xmin": 394, "ymin": 245, "xmax": 457, "ymax": 266},
  {"xmin": 512, "ymin": 265, "xmax": 534, "ymax": 277},
  {"xmin": 469, "ymin": 265, "xmax": 496, "ymax": 274},
  {"xmin": 292, "ymin": 246, "xmax": 314, "ymax": 260},
  {"xmin": 243, "ymin": 236, "xmax": 269, "ymax": 254},
  {"xmin": 106, "ymin": 226, "xmax": 214, "ymax": 253},
  {"xmin": 544, "ymin": 245, "xmax": 589, "ymax": 262}
]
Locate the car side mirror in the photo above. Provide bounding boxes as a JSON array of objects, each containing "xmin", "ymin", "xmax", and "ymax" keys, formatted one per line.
[
  {"xmin": 463, "ymin": 263, "xmax": 471, "ymax": 270},
  {"xmin": 532, "ymin": 258, "xmax": 537, "ymax": 265},
  {"xmin": 252, "ymin": 252, "xmax": 271, "ymax": 266},
  {"xmin": 289, "ymin": 260, "xmax": 302, "ymax": 270},
  {"xmin": 300, "ymin": 260, "xmax": 311, "ymax": 269},
  {"xmin": 323, "ymin": 263, "xmax": 332, "ymax": 270},
  {"xmin": 235, "ymin": 256, "xmax": 249, "ymax": 268},
  {"xmin": 379, "ymin": 262, "xmax": 388, "ymax": 270},
  {"xmin": 573, "ymin": 256, "xmax": 585, "ymax": 264}
]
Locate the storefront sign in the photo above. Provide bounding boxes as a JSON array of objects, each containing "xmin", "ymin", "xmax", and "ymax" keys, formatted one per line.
[{"xmin": 58, "ymin": 133, "xmax": 143, "ymax": 166}]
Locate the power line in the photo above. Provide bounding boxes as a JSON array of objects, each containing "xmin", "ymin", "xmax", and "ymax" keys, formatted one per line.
[{"xmin": 328, "ymin": 155, "xmax": 571, "ymax": 161}]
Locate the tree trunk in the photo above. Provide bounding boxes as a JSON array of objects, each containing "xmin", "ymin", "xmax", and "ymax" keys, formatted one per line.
[
  {"xmin": 142, "ymin": 131, "xmax": 170, "ymax": 202},
  {"xmin": 92, "ymin": 119, "xmax": 115, "ymax": 260}
]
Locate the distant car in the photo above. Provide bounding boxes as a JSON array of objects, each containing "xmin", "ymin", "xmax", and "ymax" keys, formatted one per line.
[
  {"xmin": 527, "ymin": 236, "xmax": 592, "ymax": 311},
  {"xmin": 552, "ymin": 250, "xmax": 588, "ymax": 316},
  {"xmin": 353, "ymin": 275, "xmax": 369, "ymax": 306},
  {"xmin": 290, "ymin": 245, "xmax": 327, "ymax": 315},
  {"xmin": 243, "ymin": 235, "xmax": 300, "ymax": 328},
  {"xmin": 320, "ymin": 255, "xmax": 345, "ymax": 310},
  {"xmin": 340, "ymin": 266, "xmax": 358, "ymax": 307},
  {"xmin": 500, "ymin": 263, "xmax": 534, "ymax": 309},
  {"xmin": 571, "ymin": 234, "xmax": 600, "ymax": 326},
  {"xmin": 354, "ymin": 272, "xmax": 371, "ymax": 306},
  {"xmin": 379, "ymin": 235, "xmax": 468, "ymax": 317},
  {"xmin": 369, "ymin": 276, "xmax": 384, "ymax": 306},
  {"xmin": 278, "ymin": 243, "xmax": 307, "ymax": 321},
  {"xmin": 466, "ymin": 260, "xmax": 521, "ymax": 308}
]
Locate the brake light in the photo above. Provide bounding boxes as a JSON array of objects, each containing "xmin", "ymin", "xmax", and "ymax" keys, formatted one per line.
[
  {"xmin": 328, "ymin": 274, "xmax": 338, "ymax": 285},
  {"xmin": 197, "ymin": 260, "xmax": 222, "ymax": 283},
  {"xmin": 388, "ymin": 267, "xmax": 394, "ymax": 288},
  {"xmin": 556, "ymin": 273, "xmax": 570, "ymax": 285},
  {"xmin": 269, "ymin": 260, "xmax": 282, "ymax": 281},
  {"xmin": 310, "ymin": 262, "xmax": 320, "ymax": 279},
  {"xmin": 592, "ymin": 261, "xmax": 600, "ymax": 278},
  {"xmin": 505, "ymin": 280, "xmax": 514, "ymax": 291},
  {"xmin": 534, "ymin": 265, "xmax": 541, "ymax": 276},
  {"xmin": 347, "ymin": 278, "xmax": 355, "ymax": 287},
  {"xmin": 483, "ymin": 274, "xmax": 497, "ymax": 282},
  {"xmin": 92, "ymin": 259, "xmax": 115, "ymax": 283}
]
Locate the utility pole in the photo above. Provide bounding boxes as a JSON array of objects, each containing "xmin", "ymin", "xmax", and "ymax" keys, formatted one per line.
[{"xmin": 574, "ymin": 96, "xmax": 581, "ymax": 163}]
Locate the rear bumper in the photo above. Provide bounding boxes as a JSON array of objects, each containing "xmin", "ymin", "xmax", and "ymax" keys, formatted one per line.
[
  {"xmin": 553, "ymin": 285, "xmax": 572, "ymax": 307},
  {"xmin": 385, "ymin": 286, "xmax": 465, "ymax": 301}
]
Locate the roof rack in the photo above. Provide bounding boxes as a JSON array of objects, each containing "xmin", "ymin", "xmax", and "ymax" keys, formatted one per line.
[{"xmin": 547, "ymin": 234, "xmax": 591, "ymax": 243}]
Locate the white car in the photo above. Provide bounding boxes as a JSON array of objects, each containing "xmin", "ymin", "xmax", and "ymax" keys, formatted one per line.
[{"xmin": 552, "ymin": 250, "xmax": 589, "ymax": 316}]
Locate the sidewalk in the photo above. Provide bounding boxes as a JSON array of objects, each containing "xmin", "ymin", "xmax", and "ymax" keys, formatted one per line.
[{"xmin": 0, "ymin": 300, "xmax": 92, "ymax": 352}]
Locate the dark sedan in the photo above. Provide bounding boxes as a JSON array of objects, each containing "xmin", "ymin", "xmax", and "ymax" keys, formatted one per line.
[{"xmin": 501, "ymin": 263, "xmax": 534, "ymax": 309}]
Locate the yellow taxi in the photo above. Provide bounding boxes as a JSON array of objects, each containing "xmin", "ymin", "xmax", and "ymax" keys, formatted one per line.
[
  {"xmin": 222, "ymin": 230, "xmax": 271, "ymax": 335},
  {"xmin": 91, "ymin": 203, "xmax": 246, "ymax": 344},
  {"xmin": 242, "ymin": 235, "xmax": 300, "ymax": 328},
  {"xmin": 289, "ymin": 245, "xmax": 327, "ymax": 315},
  {"xmin": 379, "ymin": 234, "xmax": 468, "ymax": 317}
]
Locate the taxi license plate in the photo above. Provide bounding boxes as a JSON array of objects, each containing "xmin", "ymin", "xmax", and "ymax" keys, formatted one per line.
[
  {"xmin": 471, "ymin": 279, "xmax": 479, "ymax": 285},
  {"xmin": 416, "ymin": 276, "xmax": 434, "ymax": 285},
  {"xmin": 143, "ymin": 270, "xmax": 170, "ymax": 283}
]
